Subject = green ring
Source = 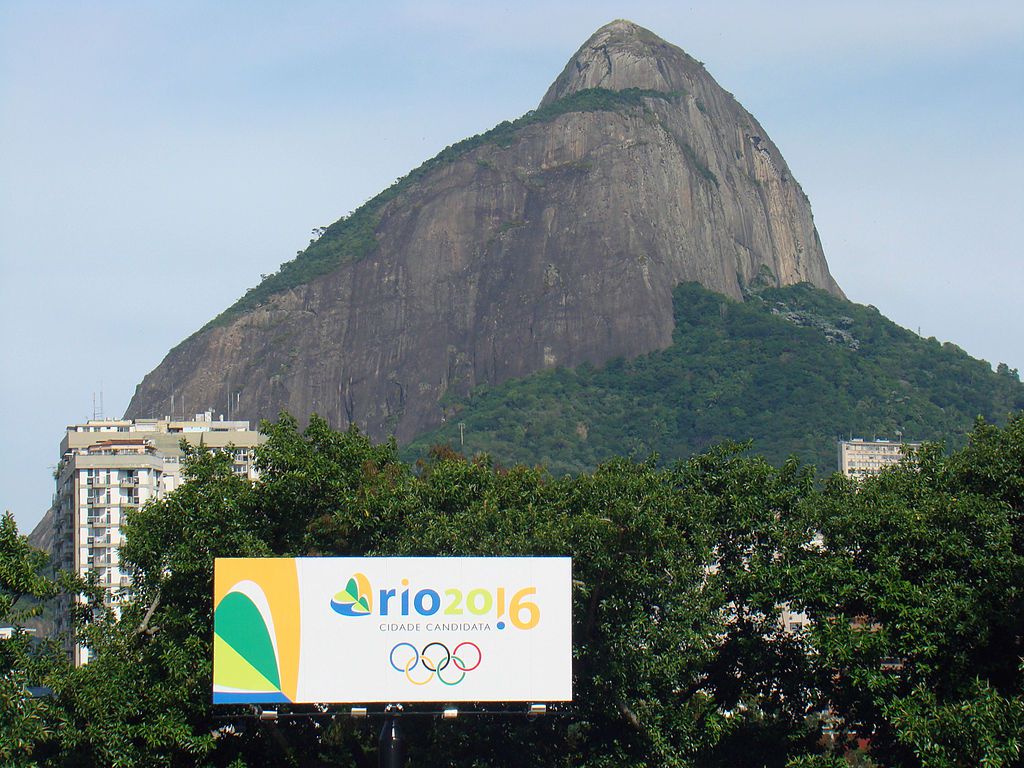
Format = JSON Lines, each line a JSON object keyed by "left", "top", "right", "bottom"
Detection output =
{"left": 437, "top": 655, "right": 467, "bottom": 686}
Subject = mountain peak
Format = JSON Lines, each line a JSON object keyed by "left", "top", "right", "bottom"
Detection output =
{"left": 540, "top": 19, "right": 704, "bottom": 107}
{"left": 594, "top": 18, "right": 649, "bottom": 37}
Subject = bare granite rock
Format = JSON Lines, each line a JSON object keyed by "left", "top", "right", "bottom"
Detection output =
{"left": 126, "top": 20, "right": 844, "bottom": 442}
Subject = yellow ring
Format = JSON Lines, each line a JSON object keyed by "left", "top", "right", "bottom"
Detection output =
{"left": 405, "top": 656, "right": 434, "bottom": 686}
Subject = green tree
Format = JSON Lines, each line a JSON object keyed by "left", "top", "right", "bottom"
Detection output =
{"left": 0, "top": 511, "right": 60, "bottom": 764}
{"left": 793, "top": 418, "right": 1024, "bottom": 766}
{"left": 21, "top": 413, "right": 1024, "bottom": 766}
{"left": 42, "top": 446, "right": 271, "bottom": 766}
{"left": 40, "top": 424, "right": 409, "bottom": 767}
{"left": 673, "top": 446, "right": 821, "bottom": 767}
{"left": 378, "top": 455, "right": 723, "bottom": 766}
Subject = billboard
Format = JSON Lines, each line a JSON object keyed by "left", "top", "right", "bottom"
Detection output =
{"left": 213, "top": 557, "right": 572, "bottom": 704}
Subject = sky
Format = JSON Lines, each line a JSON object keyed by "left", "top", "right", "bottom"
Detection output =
{"left": 2, "top": 1, "right": 1022, "bottom": 533}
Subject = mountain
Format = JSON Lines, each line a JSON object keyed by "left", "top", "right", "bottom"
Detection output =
{"left": 27, "top": 507, "right": 54, "bottom": 555}
{"left": 404, "top": 282, "right": 1024, "bottom": 473}
{"left": 125, "top": 20, "right": 843, "bottom": 441}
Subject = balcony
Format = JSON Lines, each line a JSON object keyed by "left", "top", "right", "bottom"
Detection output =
{"left": 120, "top": 477, "right": 139, "bottom": 487}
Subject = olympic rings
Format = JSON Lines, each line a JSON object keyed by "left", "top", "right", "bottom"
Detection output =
{"left": 388, "top": 641, "right": 482, "bottom": 686}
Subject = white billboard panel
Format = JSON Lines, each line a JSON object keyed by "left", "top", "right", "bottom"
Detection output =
{"left": 213, "top": 557, "right": 572, "bottom": 704}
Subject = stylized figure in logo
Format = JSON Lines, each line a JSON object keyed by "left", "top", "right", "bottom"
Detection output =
{"left": 213, "top": 561, "right": 301, "bottom": 704}
{"left": 330, "top": 572, "right": 373, "bottom": 616}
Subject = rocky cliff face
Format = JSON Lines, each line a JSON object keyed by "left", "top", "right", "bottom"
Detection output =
{"left": 28, "top": 506, "right": 54, "bottom": 557}
{"left": 126, "top": 20, "right": 843, "bottom": 442}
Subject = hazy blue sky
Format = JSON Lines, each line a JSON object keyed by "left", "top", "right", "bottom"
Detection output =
{"left": 2, "top": 1, "right": 1022, "bottom": 532}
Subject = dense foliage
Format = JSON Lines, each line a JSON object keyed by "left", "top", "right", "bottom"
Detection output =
{"left": 200, "top": 88, "right": 678, "bottom": 333}
{"left": 0, "top": 512, "right": 61, "bottom": 764}
{"left": 4, "top": 413, "right": 1023, "bottom": 766}
{"left": 406, "top": 282, "right": 1024, "bottom": 475}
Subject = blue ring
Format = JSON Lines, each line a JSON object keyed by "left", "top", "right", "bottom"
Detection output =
{"left": 389, "top": 642, "right": 419, "bottom": 672}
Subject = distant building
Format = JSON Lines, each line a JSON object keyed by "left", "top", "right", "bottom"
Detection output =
{"left": 838, "top": 438, "right": 919, "bottom": 479}
{"left": 50, "top": 413, "right": 264, "bottom": 665}
{"left": 780, "top": 605, "right": 808, "bottom": 634}
{"left": 0, "top": 627, "right": 36, "bottom": 640}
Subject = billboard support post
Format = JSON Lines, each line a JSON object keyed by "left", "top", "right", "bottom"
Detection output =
{"left": 378, "top": 704, "right": 406, "bottom": 768}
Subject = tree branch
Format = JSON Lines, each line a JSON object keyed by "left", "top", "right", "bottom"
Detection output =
{"left": 618, "top": 699, "right": 642, "bottom": 731}
{"left": 136, "top": 592, "right": 160, "bottom": 637}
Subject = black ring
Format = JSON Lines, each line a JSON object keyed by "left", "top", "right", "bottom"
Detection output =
{"left": 420, "top": 642, "right": 451, "bottom": 672}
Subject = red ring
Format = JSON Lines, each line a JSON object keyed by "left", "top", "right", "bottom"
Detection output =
{"left": 452, "top": 641, "right": 482, "bottom": 671}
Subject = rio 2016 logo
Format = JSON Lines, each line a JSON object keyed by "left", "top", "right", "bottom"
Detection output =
{"left": 390, "top": 641, "right": 481, "bottom": 686}
{"left": 329, "top": 573, "right": 373, "bottom": 616}
{"left": 330, "top": 572, "right": 540, "bottom": 629}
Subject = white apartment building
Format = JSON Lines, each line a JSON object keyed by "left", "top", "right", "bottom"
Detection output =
{"left": 837, "top": 438, "right": 919, "bottom": 480}
{"left": 51, "top": 413, "right": 264, "bottom": 664}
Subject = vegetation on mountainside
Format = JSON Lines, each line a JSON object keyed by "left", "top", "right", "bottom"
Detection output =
{"left": 404, "top": 282, "right": 1024, "bottom": 474}
{"left": 200, "top": 88, "right": 678, "bottom": 333}
{"left": 5, "top": 414, "right": 1024, "bottom": 766}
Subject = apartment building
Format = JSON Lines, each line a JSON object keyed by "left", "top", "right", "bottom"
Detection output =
{"left": 50, "top": 413, "right": 264, "bottom": 664}
{"left": 837, "top": 438, "right": 919, "bottom": 480}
